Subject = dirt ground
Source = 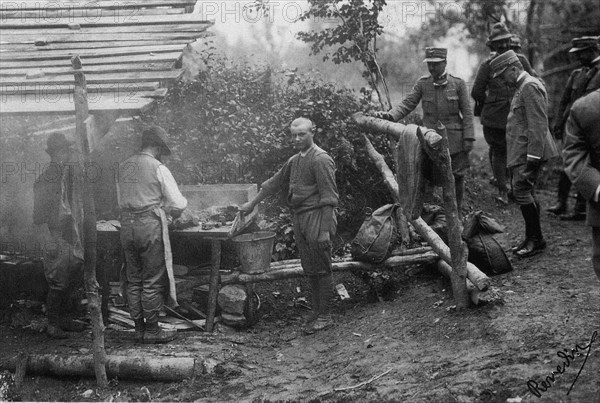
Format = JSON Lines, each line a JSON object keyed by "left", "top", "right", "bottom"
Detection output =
{"left": 1, "top": 128, "right": 600, "bottom": 403}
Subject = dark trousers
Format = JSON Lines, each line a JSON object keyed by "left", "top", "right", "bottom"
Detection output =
{"left": 120, "top": 212, "right": 167, "bottom": 323}
{"left": 592, "top": 227, "right": 600, "bottom": 281}
{"left": 293, "top": 208, "right": 336, "bottom": 276}
{"left": 510, "top": 163, "right": 541, "bottom": 205}
{"left": 483, "top": 126, "right": 508, "bottom": 193}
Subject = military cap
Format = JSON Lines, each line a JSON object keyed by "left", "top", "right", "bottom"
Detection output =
{"left": 45, "top": 132, "right": 74, "bottom": 155}
{"left": 488, "top": 22, "right": 512, "bottom": 43}
{"left": 491, "top": 50, "right": 520, "bottom": 78}
{"left": 423, "top": 47, "right": 447, "bottom": 63}
{"left": 510, "top": 35, "right": 522, "bottom": 48}
{"left": 569, "top": 36, "right": 599, "bottom": 53}
{"left": 142, "top": 125, "right": 172, "bottom": 155}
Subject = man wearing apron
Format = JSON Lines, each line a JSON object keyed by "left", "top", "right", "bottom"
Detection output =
{"left": 117, "top": 125, "right": 187, "bottom": 343}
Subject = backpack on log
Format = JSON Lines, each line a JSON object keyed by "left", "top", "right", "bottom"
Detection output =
{"left": 462, "top": 211, "right": 512, "bottom": 276}
{"left": 351, "top": 204, "right": 399, "bottom": 263}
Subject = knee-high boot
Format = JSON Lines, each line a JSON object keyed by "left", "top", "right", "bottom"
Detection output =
{"left": 547, "top": 171, "right": 571, "bottom": 215}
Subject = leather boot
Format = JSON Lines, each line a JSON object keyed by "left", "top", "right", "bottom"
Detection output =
{"left": 560, "top": 193, "right": 587, "bottom": 221}
{"left": 547, "top": 171, "right": 570, "bottom": 215}
{"left": 143, "top": 320, "right": 177, "bottom": 344}
{"left": 515, "top": 203, "right": 546, "bottom": 258}
{"left": 46, "top": 290, "right": 67, "bottom": 339}
{"left": 303, "top": 276, "right": 320, "bottom": 325}
{"left": 305, "top": 274, "right": 334, "bottom": 334}
{"left": 134, "top": 319, "right": 145, "bottom": 343}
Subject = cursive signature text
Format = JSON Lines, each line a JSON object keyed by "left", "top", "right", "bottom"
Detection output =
{"left": 527, "top": 330, "right": 598, "bottom": 398}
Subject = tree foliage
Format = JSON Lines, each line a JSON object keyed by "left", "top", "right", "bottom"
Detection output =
{"left": 251, "top": 0, "right": 391, "bottom": 109}
{"left": 140, "top": 52, "right": 399, "bottom": 252}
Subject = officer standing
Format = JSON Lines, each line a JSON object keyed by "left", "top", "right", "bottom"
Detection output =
{"left": 491, "top": 51, "right": 558, "bottom": 258}
{"left": 471, "top": 23, "right": 537, "bottom": 205}
{"left": 375, "top": 47, "right": 475, "bottom": 211}
{"left": 548, "top": 36, "right": 600, "bottom": 220}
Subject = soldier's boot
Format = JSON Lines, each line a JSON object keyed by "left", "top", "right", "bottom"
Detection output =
{"left": 305, "top": 274, "right": 334, "bottom": 334}
{"left": 143, "top": 321, "right": 177, "bottom": 344}
{"left": 515, "top": 203, "right": 546, "bottom": 258}
{"left": 46, "top": 289, "right": 67, "bottom": 339}
{"left": 303, "top": 276, "right": 320, "bottom": 325}
{"left": 134, "top": 319, "right": 146, "bottom": 343}
{"left": 560, "top": 193, "right": 587, "bottom": 221}
{"left": 547, "top": 171, "right": 570, "bottom": 215}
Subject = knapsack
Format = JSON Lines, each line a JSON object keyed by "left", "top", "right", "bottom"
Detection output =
{"left": 351, "top": 204, "right": 399, "bottom": 263}
{"left": 462, "top": 211, "right": 512, "bottom": 276}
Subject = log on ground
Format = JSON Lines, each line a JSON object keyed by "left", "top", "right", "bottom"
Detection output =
{"left": 1, "top": 354, "right": 205, "bottom": 381}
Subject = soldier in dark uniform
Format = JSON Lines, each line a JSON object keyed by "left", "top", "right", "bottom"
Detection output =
{"left": 472, "top": 23, "right": 536, "bottom": 205}
{"left": 548, "top": 36, "right": 600, "bottom": 220}
{"left": 563, "top": 89, "right": 600, "bottom": 281}
{"left": 375, "top": 47, "right": 475, "bottom": 211}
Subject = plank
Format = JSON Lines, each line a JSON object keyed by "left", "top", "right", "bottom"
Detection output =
{"left": 0, "top": 14, "right": 211, "bottom": 28}
{"left": 0, "top": 70, "right": 183, "bottom": 86}
{"left": 0, "top": 51, "right": 183, "bottom": 69}
{"left": 1, "top": 39, "right": 191, "bottom": 52}
{"left": 0, "top": 62, "right": 176, "bottom": 76}
{"left": 0, "top": 23, "right": 212, "bottom": 35}
{"left": 0, "top": 93, "right": 156, "bottom": 115}
{"left": 0, "top": 31, "right": 210, "bottom": 44}
{"left": 0, "top": 43, "right": 187, "bottom": 61}
{"left": 0, "top": 8, "right": 187, "bottom": 19}
{"left": 0, "top": 82, "right": 160, "bottom": 95}
{"left": 0, "top": 0, "right": 197, "bottom": 10}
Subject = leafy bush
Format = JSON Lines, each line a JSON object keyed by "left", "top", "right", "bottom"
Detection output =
{"left": 142, "top": 53, "right": 407, "bottom": 258}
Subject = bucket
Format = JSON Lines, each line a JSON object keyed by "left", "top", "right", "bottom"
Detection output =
{"left": 232, "top": 231, "right": 276, "bottom": 274}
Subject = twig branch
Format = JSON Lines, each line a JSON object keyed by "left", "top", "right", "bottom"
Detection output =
{"left": 333, "top": 368, "right": 393, "bottom": 392}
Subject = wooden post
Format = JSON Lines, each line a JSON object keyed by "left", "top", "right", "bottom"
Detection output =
{"left": 206, "top": 238, "right": 221, "bottom": 332}
{"left": 353, "top": 113, "right": 482, "bottom": 305}
{"left": 417, "top": 122, "right": 469, "bottom": 308}
{"left": 71, "top": 55, "right": 108, "bottom": 387}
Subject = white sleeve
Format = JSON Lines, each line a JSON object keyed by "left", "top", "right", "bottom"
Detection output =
{"left": 156, "top": 165, "right": 187, "bottom": 211}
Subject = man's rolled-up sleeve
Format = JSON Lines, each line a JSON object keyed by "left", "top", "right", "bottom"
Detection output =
{"left": 157, "top": 165, "right": 187, "bottom": 211}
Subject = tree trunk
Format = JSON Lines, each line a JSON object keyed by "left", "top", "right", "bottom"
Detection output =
{"left": 71, "top": 55, "right": 107, "bottom": 387}
{"left": 2, "top": 354, "right": 203, "bottom": 381}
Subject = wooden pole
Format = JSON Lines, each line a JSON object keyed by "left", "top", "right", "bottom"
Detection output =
{"left": 2, "top": 354, "right": 204, "bottom": 382}
{"left": 71, "top": 55, "right": 107, "bottom": 387}
{"left": 418, "top": 122, "right": 469, "bottom": 308}
{"left": 353, "top": 114, "right": 488, "bottom": 303}
{"left": 205, "top": 238, "right": 221, "bottom": 332}
{"left": 219, "top": 252, "right": 439, "bottom": 285}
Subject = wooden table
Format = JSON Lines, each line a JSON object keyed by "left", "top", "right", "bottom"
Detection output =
{"left": 97, "top": 222, "right": 236, "bottom": 332}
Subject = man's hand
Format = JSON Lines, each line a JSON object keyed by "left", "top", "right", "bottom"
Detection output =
{"left": 524, "top": 158, "right": 542, "bottom": 179}
{"left": 238, "top": 202, "right": 254, "bottom": 214}
{"left": 373, "top": 111, "right": 394, "bottom": 121}
{"left": 463, "top": 139, "right": 475, "bottom": 153}
{"left": 171, "top": 208, "right": 183, "bottom": 219}
{"left": 317, "top": 230, "right": 331, "bottom": 249}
